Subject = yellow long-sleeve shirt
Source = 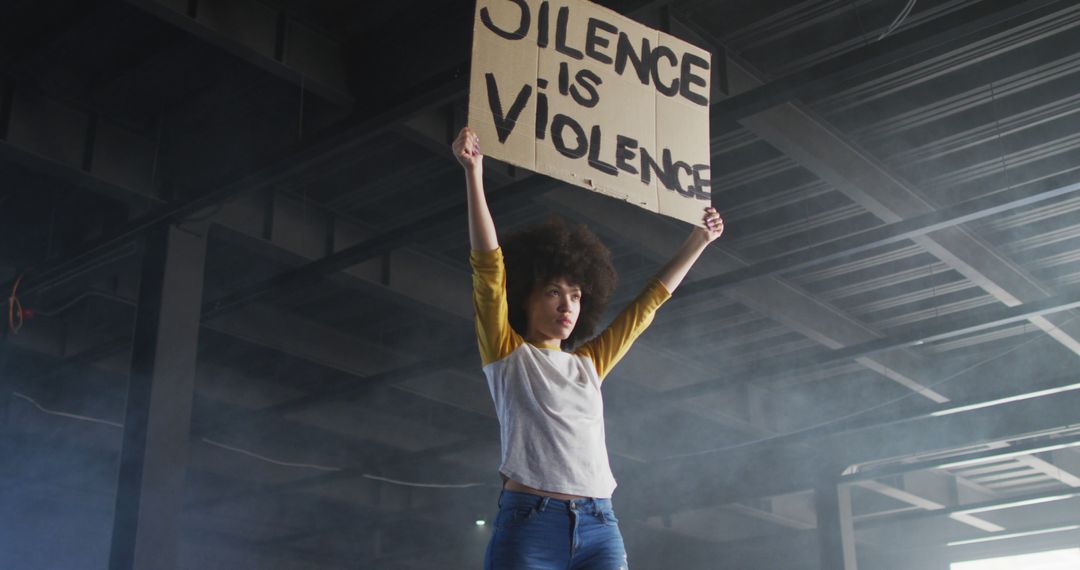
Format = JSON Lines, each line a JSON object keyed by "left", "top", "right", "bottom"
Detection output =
{"left": 471, "top": 247, "right": 670, "bottom": 497}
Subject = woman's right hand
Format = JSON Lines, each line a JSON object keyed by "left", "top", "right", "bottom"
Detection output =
{"left": 452, "top": 126, "right": 483, "bottom": 172}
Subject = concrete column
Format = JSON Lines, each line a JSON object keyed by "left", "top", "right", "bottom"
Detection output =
{"left": 816, "top": 477, "right": 858, "bottom": 570}
{"left": 108, "top": 221, "right": 209, "bottom": 570}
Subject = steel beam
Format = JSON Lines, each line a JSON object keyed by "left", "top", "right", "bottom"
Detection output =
{"left": 108, "top": 221, "right": 209, "bottom": 570}
{"left": 720, "top": 52, "right": 1080, "bottom": 358}
{"left": 858, "top": 488, "right": 1080, "bottom": 528}
{"left": 200, "top": 173, "right": 546, "bottom": 320}
{"left": 627, "top": 386, "right": 1080, "bottom": 518}
{"left": 204, "top": 303, "right": 417, "bottom": 377}
{"left": 1003, "top": 455, "right": 1080, "bottom": 488}
{"left": 726, "top": 501, "right": 816, "bottom": 530}
{"left": 658, "top": 6, "right": 1080, "bottom": 405}
{"left": 2, "top": 65, "right": 465, "bottom": 304}
{"left": 697, "top": 0, "right": 1071, "bottom": 125}
{"left": 0, "top": 78, "right": 162, "bottom": 212}
{"left": 678, "top": 179, "right": 1080, "bottom": 298}
{"left": 663, "top": 282, "right": 1080, "bottom": 401}
{"left": 122, "top": 0, "right": 353, "bottom": 108}
{"left": 854, "top": 480, "right": 1003, "bottom": 533}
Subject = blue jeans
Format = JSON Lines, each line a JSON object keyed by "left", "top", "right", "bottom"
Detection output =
{"left": 484, "top": 490, "right": 629, "bottom": 569}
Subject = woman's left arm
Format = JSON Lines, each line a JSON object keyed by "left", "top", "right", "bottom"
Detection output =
{"left": 578, "top": 207, "right": 723, "bottom": 379}
{"left": 656, "top": 207, "right": 725, "bottom": 293}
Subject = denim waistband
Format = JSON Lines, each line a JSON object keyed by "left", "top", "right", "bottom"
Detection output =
{"left": 498, "top": 490, "right": 613, "bottom": 514}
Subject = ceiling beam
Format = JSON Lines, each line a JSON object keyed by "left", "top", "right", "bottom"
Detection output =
{"left": 625, "top": 386, "right": 1080, "bottom": 518}
{"left": 726, "top": 502, "right": 816, "bottom": 530}
{"left": 701, "top": 0, "right": 1071, "bottom": 125}
{"left": 853, "top": 480, "right": 1004, "bottom": 533}
{"left": 857, "top": 487, "right": 1080, "bottom": 528}
{"left": 1013, "top": 454, "right": 1080, "bottom": 488}
{"left": 121, "top": 0, "right": 353, "bottom": 108}
{"left": 662, "top": 282, "right": 1080, "bottom": 401}
{"left": 717, "top": 48, "right": 1080, "bottom": 359}
{"left": 677, "top": 178, "right": 1080, "bottom": 299}
{"left": 1, "top": 59, "right": 465, "bottom": 303}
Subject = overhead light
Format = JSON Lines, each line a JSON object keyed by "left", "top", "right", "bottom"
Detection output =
{"left": 475, "top": 519, "right": 486, "bottom": 527}
{"left": 947, "top": 525, "right": 1080, "bottom": 547}
{"left": 931, "top": 382, "right": 1080, "bottom": 417}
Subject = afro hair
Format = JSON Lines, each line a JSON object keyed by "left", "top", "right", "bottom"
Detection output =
{"left": 501, "top": 217, "right": 618, "bottom": 350}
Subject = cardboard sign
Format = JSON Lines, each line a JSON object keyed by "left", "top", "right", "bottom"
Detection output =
{"left": 468, "top": 0, "right": 712, "bottom": 225}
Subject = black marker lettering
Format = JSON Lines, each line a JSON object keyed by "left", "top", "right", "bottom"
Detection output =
{"left": 535, "top": 83, "right": 549, "bottom": 141}
{"left": 690, "top": 164, "right": 711, "bottom": 199}
{"left": 551, "top": 114, "right": 588, "bottom": 159}
{"left": 537, "top": 1, "right": 550, "bottom": 48}
{"left": 555, "top": 6, "right": 583, "bottom": 60}
{"left": 615, "top": 136, "right": 638, "bottom": 174}
{"left": 651, "top": 46, "right": 680, "bottom": 97}
{"left": 663, "top": 151, "right": 694, "bottom": 197}
{"left": 585, "top": 18, "right": 617, "bottom": 65}
{"left": 558, "top": 61, "right": 570, "bottom": 96}
{"left": 587, "top": 125, "right": 618, "bottom": 175}
{"left": 485, "top": 73, "right": 533, "bottom": 143}
{"left": 570, "top": 69, "right": 602, "bottom": 108}
{"left": 615, "top": 32, "right": 652, "bottom": 85}
{"left": 639, "top": 147, "right": 672, "bottom": 188}
{"left": 679, "top": 53, "right": 710, "bottom": 106}
{"left": 481, "top": 0, "right": 530, "bottom": 41}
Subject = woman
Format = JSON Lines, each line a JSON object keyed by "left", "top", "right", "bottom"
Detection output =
{"left": 453, "top": 126, "right": 723, "bottom": 569}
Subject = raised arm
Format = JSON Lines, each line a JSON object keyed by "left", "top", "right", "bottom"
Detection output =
{"left": 577, "top": 207, "right": 724, "bottom": 379}
{"left": 453, "top": 127, "right": 498, "bottom": 251}
{"left": 655, "top": 207, "right": 725, "bottom": 293}
{"left": 456, "top": 127, "right": 521, "bottom": 364}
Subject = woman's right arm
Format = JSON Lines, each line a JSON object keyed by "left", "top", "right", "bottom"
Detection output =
{"left": 455, "top": 127, "right": 519, "bottom": 364}
{"left": 453, "top": 127, "right": 498, "bottom": 251}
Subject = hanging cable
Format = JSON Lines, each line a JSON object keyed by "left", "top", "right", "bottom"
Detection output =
{"left": 10, "top": 390, "right": 489, "bottom": 489}
{"left": 360, "top": 474, "right": 489, "bottom": 489}
{"left": 201, "top": 438, "right": 342, "bottom": 472}
{"left": 878, "top": 0, "right": 918, "bottom": 41}
{"left": 11, "top": 392, "right": 123, "bottom": 428}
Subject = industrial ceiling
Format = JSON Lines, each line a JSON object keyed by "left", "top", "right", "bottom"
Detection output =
{"left": 2, "top": 0, "right": 1079, "bottom": 568}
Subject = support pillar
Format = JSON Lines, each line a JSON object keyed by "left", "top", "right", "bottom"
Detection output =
{"left": 0, "top": 326, "right": 11, "bottom": 427}
{"left": 108, "top": 221, "right": 209, "bottom": 570}
{"left": 816, "top": 475, "right": 858, "bottom": 570}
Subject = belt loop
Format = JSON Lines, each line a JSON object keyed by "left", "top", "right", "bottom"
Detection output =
{"left": 538, "top": 497, "right": 550, "bottom": 512}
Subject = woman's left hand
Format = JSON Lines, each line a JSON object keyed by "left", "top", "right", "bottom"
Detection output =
{"left": 698, "top": 206, "right": 725, "bottom": 244}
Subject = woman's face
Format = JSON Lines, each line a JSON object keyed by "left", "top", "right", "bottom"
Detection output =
{"left": 524, "top": 277, "right": 581, "bottom": 345}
